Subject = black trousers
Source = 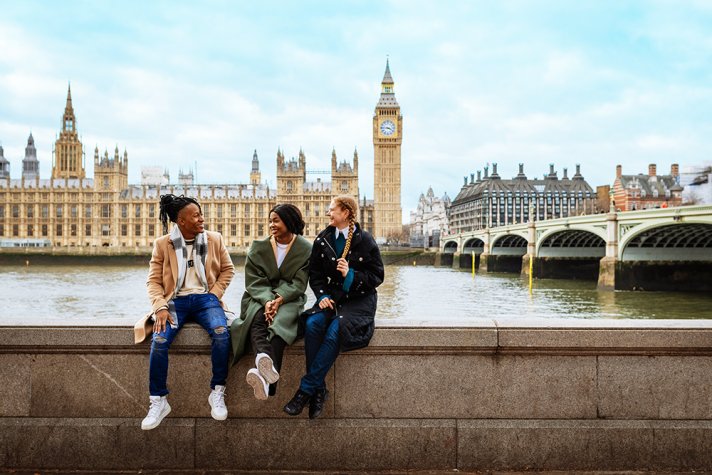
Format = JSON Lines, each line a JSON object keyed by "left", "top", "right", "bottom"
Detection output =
{"left": 249, "top": 308, "right": 287, "bottom": 396}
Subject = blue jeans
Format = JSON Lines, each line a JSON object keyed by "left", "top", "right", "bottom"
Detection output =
{"left": 299, "top": 311, "right": 340, "bottom": 396}
{"left": 149, "top": 293, "right": 230, "bottom": 396}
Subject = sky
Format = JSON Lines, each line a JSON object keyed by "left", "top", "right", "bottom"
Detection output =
{"left": 1, "top": 0, "right": 712, "bottom": 221}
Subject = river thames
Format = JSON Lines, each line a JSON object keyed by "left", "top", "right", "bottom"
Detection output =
{"left": 1, "top": 263, "right": 711, "bottom": 324}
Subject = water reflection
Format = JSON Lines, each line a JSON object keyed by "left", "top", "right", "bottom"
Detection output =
{"left": 0, "top": 264, "right": 710, "bottom": 325}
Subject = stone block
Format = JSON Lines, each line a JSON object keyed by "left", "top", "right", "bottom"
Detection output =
{"left": 368, "top": 327, "right": 497, "bottom": 349}
{"left": 0, "top": 354, "right": 31, "bottom": 416}
{"left": 335, "top": 354, "right": 597, "bottom": 419}
{"left": 0, "top": 418, "right": 195, "bottom": 469}
{"left": 195, "top": 418, "right": 456, "bottom": 471}
{"left": 30, "top": 354, "right": 148, "bottom": 418}
{"left": 498, "top": 328, "right": 712, "bottom": 351}
{"left": 457, "top": 419, "right": 712, "bottom": 471}
{"left": 598, "top": 356, "right": 712, "bottom": 419}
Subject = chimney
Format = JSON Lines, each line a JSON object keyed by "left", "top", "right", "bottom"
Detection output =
{"left": 476, "top": 170, "right": 481, "bottom": 181}
{"left": 549, "top": 164, "right": 555, "bottom": 175}
{"left": 470, "top": 173, "right": 474, "bottom": 184}
{"left": 563, "top": 168, "right": 568, "bottom": 179}
{"left": 463, "top": 176, "right": 467, "bottom": 186}
{"left": 616, "top": 164, "right": 622, "bottom": 178}
{"left": 492, "top": 163, "right": 498, "bottom": 175}
{"left": 519, "top": 163, "right": 524, "bottom": 174}
{"left": 671, "top": 163, "right": 679, "bottom": 177}
{"left": 484, "top": 166, "right": 489, "bottom": 178}
{"left": 648, "top": 163, "right": 656, "bottom": 177}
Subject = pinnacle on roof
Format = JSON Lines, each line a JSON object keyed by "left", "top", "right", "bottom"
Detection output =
{"left": 65, "top": 83, "right": 74, "bottom": 113}
{"left": 382, "top": 58, "right": 394, "bottom": 85}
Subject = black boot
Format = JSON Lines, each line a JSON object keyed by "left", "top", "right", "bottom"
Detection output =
{"left": 309, "top": 387, "right": 329, "bottom": 419}
{"left": 283, "top": 389, "right": 311, "bottom": 416}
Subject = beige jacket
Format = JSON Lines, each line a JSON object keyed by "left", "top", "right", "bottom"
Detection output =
{"left": 146, "top": 230, "right": 235, "bottom": 313}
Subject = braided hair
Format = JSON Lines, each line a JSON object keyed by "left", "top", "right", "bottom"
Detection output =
{"left": 332, "top": 195, "right": 359, "bottom": 258}
{"left": 159, "top": 194, "right": 202, "bottom": 234}
{"left": 270, "top": 204, "right": 305, "bottom": 236}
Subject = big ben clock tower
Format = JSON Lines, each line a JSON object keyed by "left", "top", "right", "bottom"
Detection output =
{"left": 373, "top": 59, "right": 403, "bottom": 243}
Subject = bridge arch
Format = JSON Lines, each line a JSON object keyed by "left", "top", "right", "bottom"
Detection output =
{"left": 536, "top": 228, "right": 606, "bottom": 258}
{"left": 463, "top": 238, "right": 485, "bottom": 255}
{"left": 443, "top": 240, "right": 458, "bottom": 254}
{"left": 620, "top": 222, "right": 712, "bottom": 261}
{"left": 490, "top": 233, "right": 528, "bottom": 256}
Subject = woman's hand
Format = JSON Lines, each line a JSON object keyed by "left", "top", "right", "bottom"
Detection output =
{"left": 318, "top": 297, "right": 335, "bottom": 310}
{"left": 153, "top": 308, "right": 174, "bottom": 334}
{"left": 264, "top": 295, "right": 284, "bottom": 324}
{"left": 336, "top": 258, "right": 349, "bottom": 278}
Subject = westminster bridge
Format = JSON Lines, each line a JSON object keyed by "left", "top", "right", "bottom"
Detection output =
{"left": 440, "top": 204, "right": 712, "bottom": 291}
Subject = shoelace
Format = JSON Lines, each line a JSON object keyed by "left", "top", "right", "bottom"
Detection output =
{"left": 147, "top": 399, "right": 164, "bottom": 418}
{"left": 212, "top": 390, "right": 226, "bottom": 409}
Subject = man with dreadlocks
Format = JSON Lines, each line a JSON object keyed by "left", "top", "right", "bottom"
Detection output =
{"left": 141, "top": 194, "right": 234, "bottom": 430}
{"left": 284, "top": 195, "right": 384, "bottom": 419}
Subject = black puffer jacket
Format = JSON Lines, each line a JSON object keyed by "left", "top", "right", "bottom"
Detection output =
{"left": 301, "top": 223, "right": 384, "bottom": 352}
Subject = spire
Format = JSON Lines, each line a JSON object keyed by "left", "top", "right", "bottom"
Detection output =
{"left": 377, "top": 58, "right": 399, "bottom": 108}
{"left": 65, "top": 83, "right": 74, "bottom": 115}
{"left": 251, "top": 149, "right": 259, "bottom": 172}
{"left": 382, "top": 58, "right": 394, "bottom": 85}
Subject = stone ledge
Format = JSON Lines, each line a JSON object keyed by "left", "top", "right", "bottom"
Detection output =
{"left": 2, "top": 323, "right": 712, "bottom": 356}
{"left": 2, "top": 418, "right": 711, "bottom": 471}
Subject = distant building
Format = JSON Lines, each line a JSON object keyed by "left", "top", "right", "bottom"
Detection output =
{"left": 448, "top": 163, "right": 595, "bottom": 234}
{"left": 596, "top": 185, "right": 611, "bottom": 213}
{"left": 409, "top": 187, "right": 450, "bottom": 248}
{"left": 680, "top": 163, "right": 712, "bottom": 205}
{"left": 140, "top": 167, "right": 170, "bottom": 186}
{"left": 613, "top": 163, "right": 683, "bottom": 211}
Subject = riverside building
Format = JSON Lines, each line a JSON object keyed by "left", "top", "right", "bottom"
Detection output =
{"left": 0, "top": 62, "right": 405, "bottom": 249}
{"left": 448, "top": 163, "right": 596, "bottom": 234}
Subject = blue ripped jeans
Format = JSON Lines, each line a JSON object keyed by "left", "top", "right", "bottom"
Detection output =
{"left": 149, "top": 293, "right": 229, "bottom": 396}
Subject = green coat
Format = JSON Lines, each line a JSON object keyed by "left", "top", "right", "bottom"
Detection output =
{"left": 230, "top": 235, "right": 311, "bottom": 365}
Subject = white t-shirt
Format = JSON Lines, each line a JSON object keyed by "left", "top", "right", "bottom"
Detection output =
{"left": 177, "top": 242, "right": 205, "bottom": 296}
{"left": 275, "top": 241, "right": 289, "bottom": 268}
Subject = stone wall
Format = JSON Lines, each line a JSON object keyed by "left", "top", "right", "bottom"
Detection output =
{"left": 2, "top": 320, "right": 712, "bottom": 471}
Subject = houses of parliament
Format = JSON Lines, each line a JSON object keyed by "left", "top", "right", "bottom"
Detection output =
{"left": 0, "top": 62, "right": 403, "bottom": 249}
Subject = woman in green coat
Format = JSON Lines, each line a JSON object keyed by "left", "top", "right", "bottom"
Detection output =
{"left": 230, "top": 204, "right": 311, "bottom": 400}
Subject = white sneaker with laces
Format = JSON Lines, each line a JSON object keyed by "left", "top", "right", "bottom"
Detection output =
{"left": 255, "top": 352, "right": 280, "bottom": 384}
{"left": 141, "top": 395, "right": 171, "bottom": 430}
{"left": 208, "top": 385, "right": 228, "bottom": 420}
{"left": 246, "top": 368, "right": 269, "bottom": 400}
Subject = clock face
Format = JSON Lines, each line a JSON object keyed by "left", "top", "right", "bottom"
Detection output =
{"left": 380, "top": 119, "right": 395, "bottom": 136}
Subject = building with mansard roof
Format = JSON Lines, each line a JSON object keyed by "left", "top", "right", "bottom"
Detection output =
{"left": 612, "top": 163, "right": 683, "bottom": 211}
{"left": 448, "top": 163, "right": 596, "bottom": 234}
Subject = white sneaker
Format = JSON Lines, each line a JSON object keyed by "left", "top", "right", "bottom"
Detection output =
{"left": 246, "top": 368, "right": 269, "bottom": 400}
{"left": 255, "top": 352, "right": 280, "bottom": 384}
{"left": 141, "top": 395, "right": 171, "bottom": 430}
{"left": 208, "top": 385, "right": 228, "bottom": 421}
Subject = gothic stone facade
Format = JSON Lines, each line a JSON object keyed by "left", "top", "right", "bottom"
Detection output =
{"left": 0, "top": 87, "right": 362, "bottom": 249}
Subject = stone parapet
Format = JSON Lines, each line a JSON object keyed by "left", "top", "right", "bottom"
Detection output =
{"left": 2, "top": 321, "right": 712, "bottom": 471}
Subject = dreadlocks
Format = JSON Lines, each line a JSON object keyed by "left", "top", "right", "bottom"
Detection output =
{"left": 159, "top": 194, "right": 202, "bottom": 234}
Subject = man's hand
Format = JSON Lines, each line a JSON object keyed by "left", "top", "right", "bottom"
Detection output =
{"left": 153, "top": 308, "right": 173, "bottom": 334}
{"left": 318, "top": 297, "right": 335, "bottom": 310}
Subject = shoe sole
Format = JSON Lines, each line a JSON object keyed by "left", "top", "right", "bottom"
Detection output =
{"left": 246, "top": 371, "right": 269, "bottom": 400}
{"left": 208, "top": 395, "right": 228, "bottom": 421}
{"left": 141, "top": 404, "right": 171, "bottom": 430}
{"left": 256, "top": 356, "right": 280, "bottom": 384}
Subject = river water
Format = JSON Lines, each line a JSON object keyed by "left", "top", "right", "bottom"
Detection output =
{"left": 1, "top": 263, "right": 710, "bottom": 325}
